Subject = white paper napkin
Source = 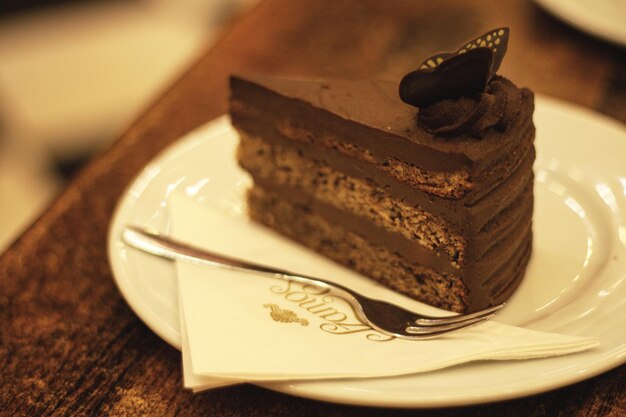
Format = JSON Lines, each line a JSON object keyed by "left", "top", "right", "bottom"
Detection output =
{"left": 168, "top": 192, "right": 598, "bottom": 391}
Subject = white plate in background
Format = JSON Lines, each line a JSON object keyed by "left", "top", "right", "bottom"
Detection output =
{"left": 535, "top": 0, "right": 626, "bottom": 47}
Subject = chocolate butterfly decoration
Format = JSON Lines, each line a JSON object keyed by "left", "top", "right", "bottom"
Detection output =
{"left": 399, "top": 28, "right": 510, "bottom": 107}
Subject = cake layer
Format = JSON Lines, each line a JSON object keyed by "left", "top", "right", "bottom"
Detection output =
{"left": 238, "top": 131, "right": 534, "bottom": 267}
{"left": 251, "top": 176, "right": 460, "bottom": 275}
{"left": 238, "top": 132, "right": 533, "bottom": 311}
{"left": 250, "top": 174, "right": 533, "bottom": 281}
{"left": 238, "top": 132, "right": 466, "bottom": 265}
{"left": 247, "top": 185, "right": 469, "bottom": 312}
{"left": 275, "top": 119, "right": 473, "bottom": 198}
{"left": 233, "top": 120, "right": 535, "bottom": 235}
{"left": 248, "top": 185, "right": 531, "bottom": 312}
{"left": 230, "top": 75, "right": 534, "bottom": 191}
{"left": 274, "top": 117, "right": 533, "bottom": 203}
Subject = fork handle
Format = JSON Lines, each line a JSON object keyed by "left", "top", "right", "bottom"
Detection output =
{"left": 122, "top": 226, "right": 355, "bottom": 296}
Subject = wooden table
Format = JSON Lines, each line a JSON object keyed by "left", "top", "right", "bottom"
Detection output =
{"left": 2, "top": 0, "right": 625, "bottom": 415}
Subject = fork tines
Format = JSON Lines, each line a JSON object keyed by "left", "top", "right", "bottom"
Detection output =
{"left": 405, "top": 303, "right": 505, "bottom": 336}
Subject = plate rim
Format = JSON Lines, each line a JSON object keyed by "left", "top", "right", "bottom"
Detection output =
{"left": 534, "top": 0, "right": 626, "bottom": 47}
{"left": 107, "top": 96, "right": 626, "bottom": 408}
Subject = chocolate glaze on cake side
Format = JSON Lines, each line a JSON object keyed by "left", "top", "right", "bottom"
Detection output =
{"left": 230, "top": 27, "right": 535, "bottom": 313}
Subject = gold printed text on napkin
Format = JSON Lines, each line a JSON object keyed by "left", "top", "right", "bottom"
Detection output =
{"left": 270, "top": 281, "right": 394, "bottom": 342}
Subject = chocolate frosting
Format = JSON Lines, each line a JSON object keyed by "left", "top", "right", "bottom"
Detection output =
{"left": 418, "top": 75, "right": 522, "bottom": 138}
{"left": 230, "top": 75, "right": 535, "bottom": 174}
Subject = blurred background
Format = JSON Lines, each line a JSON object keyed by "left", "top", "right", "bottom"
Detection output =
{"left": 0, "top": 0, "right": 256, "bottom": 251}
{"left": 0, "top": 0, "right": 623, "bottom": 253}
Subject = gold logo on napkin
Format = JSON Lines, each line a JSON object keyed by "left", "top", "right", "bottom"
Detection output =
{"left": 264, "top": 304, "right": 309, "bottom": 326}
{"left": 270, "top": 282, "right": 394, "bottom": 342}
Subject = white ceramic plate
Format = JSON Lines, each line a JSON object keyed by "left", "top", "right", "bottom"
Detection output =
{"left": 108, "top": 96, "right": 626, "bottom": 408}
{"left": 534, "top": 0, "right": 626, "bottom": 47}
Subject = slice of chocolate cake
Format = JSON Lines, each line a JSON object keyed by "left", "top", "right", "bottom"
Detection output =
{"left": 230, "top": 28, "right": 534, "bottom": 313}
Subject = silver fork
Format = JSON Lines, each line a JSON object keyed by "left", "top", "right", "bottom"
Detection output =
{"left": 121, "top": 226, "right": 504, "bottom": 340}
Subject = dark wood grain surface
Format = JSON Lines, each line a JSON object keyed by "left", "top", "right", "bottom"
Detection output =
{"left": 1, "top": 0, "right": 625, "bottom": 415}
